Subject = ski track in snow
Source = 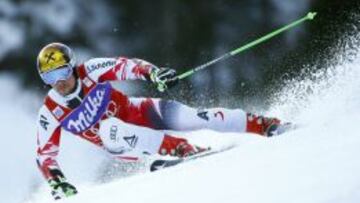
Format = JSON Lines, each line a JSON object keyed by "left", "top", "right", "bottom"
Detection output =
{"left": 2, "top": 39, "right": 360, "bottom": 203}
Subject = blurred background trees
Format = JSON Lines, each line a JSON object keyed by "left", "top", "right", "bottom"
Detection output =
{"left": 0, "top": 0, "right": 359, "bottom": 109}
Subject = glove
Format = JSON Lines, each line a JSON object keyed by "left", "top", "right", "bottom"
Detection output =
{"left": 48, "top": 171, "right": 78, "bottom": 200}
{"left": 150, "top": 67, "right": 179, "bottom": 92}
{"left": 49, "top": 179, "right": 78, "bottom": 200}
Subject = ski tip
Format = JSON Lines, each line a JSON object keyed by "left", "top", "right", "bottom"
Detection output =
{"left": 307, "top": 12, "right": 317, "bottom": 20}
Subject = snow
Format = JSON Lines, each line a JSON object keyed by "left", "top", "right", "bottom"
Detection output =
{"left": 2, "top": 33, "right": 360, "bottom": 203}
{"left": 28, "top": 46, "right": 360, "bottom": 202}
{"left": 0, "top": 75, "right": 41, "bottom": 203}
{"left": 28, "top": 125, "right": 360, "bottom": 203}
{"left": 23, "top": 0, "right": 78, "bottom": 35}
{"left": 0, "top": 20, "right": 25, "bottom": 60}
{"left": 0, "top": 0, "right": 119, "bottom": 61}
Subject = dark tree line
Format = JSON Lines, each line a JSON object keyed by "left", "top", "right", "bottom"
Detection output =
{"left": 0, "top": 0, "right": 359, "bottom": 109}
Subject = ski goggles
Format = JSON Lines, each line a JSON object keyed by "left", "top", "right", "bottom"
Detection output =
{"left": 40, "top": 65, "right": 73, "bottom": 85}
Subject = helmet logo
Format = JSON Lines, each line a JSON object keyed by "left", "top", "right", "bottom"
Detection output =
{"left": 45, "top": 52, "right": 56, "bottom": 64}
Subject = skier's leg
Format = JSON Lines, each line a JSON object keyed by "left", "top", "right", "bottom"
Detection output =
{"left": 158, "top": 100, "right": 249, "bottom": 132}
{"left": 98, "top": 117, "right": 206, "bottom": 160}
{"left": 131, "top": 98, "right": 281, "bottom": 136}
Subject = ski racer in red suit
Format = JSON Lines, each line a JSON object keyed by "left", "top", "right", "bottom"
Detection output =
{"left": 36, "top": 43, "right": 283, "bottom": 200}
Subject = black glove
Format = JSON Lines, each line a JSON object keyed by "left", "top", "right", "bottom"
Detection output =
{"left": 48, "top": 169, "right": 78, "bottom": 200}
{"left": 150, "top": 67, "right": 178, "bottom": 92}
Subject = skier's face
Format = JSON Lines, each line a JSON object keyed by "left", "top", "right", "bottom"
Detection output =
{"left": 51, "top": 74, "right": 76, "bottom": 96}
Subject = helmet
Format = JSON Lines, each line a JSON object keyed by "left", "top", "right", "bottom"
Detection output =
{"left": 37, "top": 42, "right": 76, "bottom": 85}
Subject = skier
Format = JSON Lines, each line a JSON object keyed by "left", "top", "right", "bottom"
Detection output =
{"left": 36, "top": 42, "right": 284, "bottom": 200}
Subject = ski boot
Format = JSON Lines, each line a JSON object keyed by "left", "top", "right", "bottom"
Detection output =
{"left": 158, "top": 135, "right": 208, "bottom": 157}
{"left": 246, "top": 113, "right": 290, "bottom": 137}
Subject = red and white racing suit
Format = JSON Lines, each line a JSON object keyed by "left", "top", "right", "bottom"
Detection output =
{"left": 36, "top": 57, "right": 272, "bottom": 181}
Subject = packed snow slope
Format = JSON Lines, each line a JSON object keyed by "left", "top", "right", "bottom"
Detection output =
{"left": 26, "top": 43, "right": 360, "bottom": 202}
{"left": 0, "top": 75, "right": 42, "bottom": 203}
{"left": 2, "top": 38, "right": 360, "bottom": 203}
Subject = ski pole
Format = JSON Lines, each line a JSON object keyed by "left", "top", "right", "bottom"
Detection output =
{"left": 177, "top": 12, "right": 317, "bottom": 80}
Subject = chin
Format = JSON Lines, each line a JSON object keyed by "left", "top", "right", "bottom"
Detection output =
{"left": 63, "top": 88, "right": 74, "bottom": 96}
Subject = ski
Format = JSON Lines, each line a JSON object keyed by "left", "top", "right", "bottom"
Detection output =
{"left": 149, "top": 123, "right": 298, "bottom": 172}
{"left": 270, "top": 122, "right": 298, "bottom": 136}
{"left": 150, "top": 145, "right": 237, "bottom": 172}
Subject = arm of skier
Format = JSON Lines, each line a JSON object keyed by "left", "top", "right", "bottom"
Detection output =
{"left": 84, "top": 57, "right": 178, "bottom": 91}
{"left": 83, "top": 57, "right": 154, "bottom": 81}
{"left": 36, "top": 107, "right": 77, "bottom": 200}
